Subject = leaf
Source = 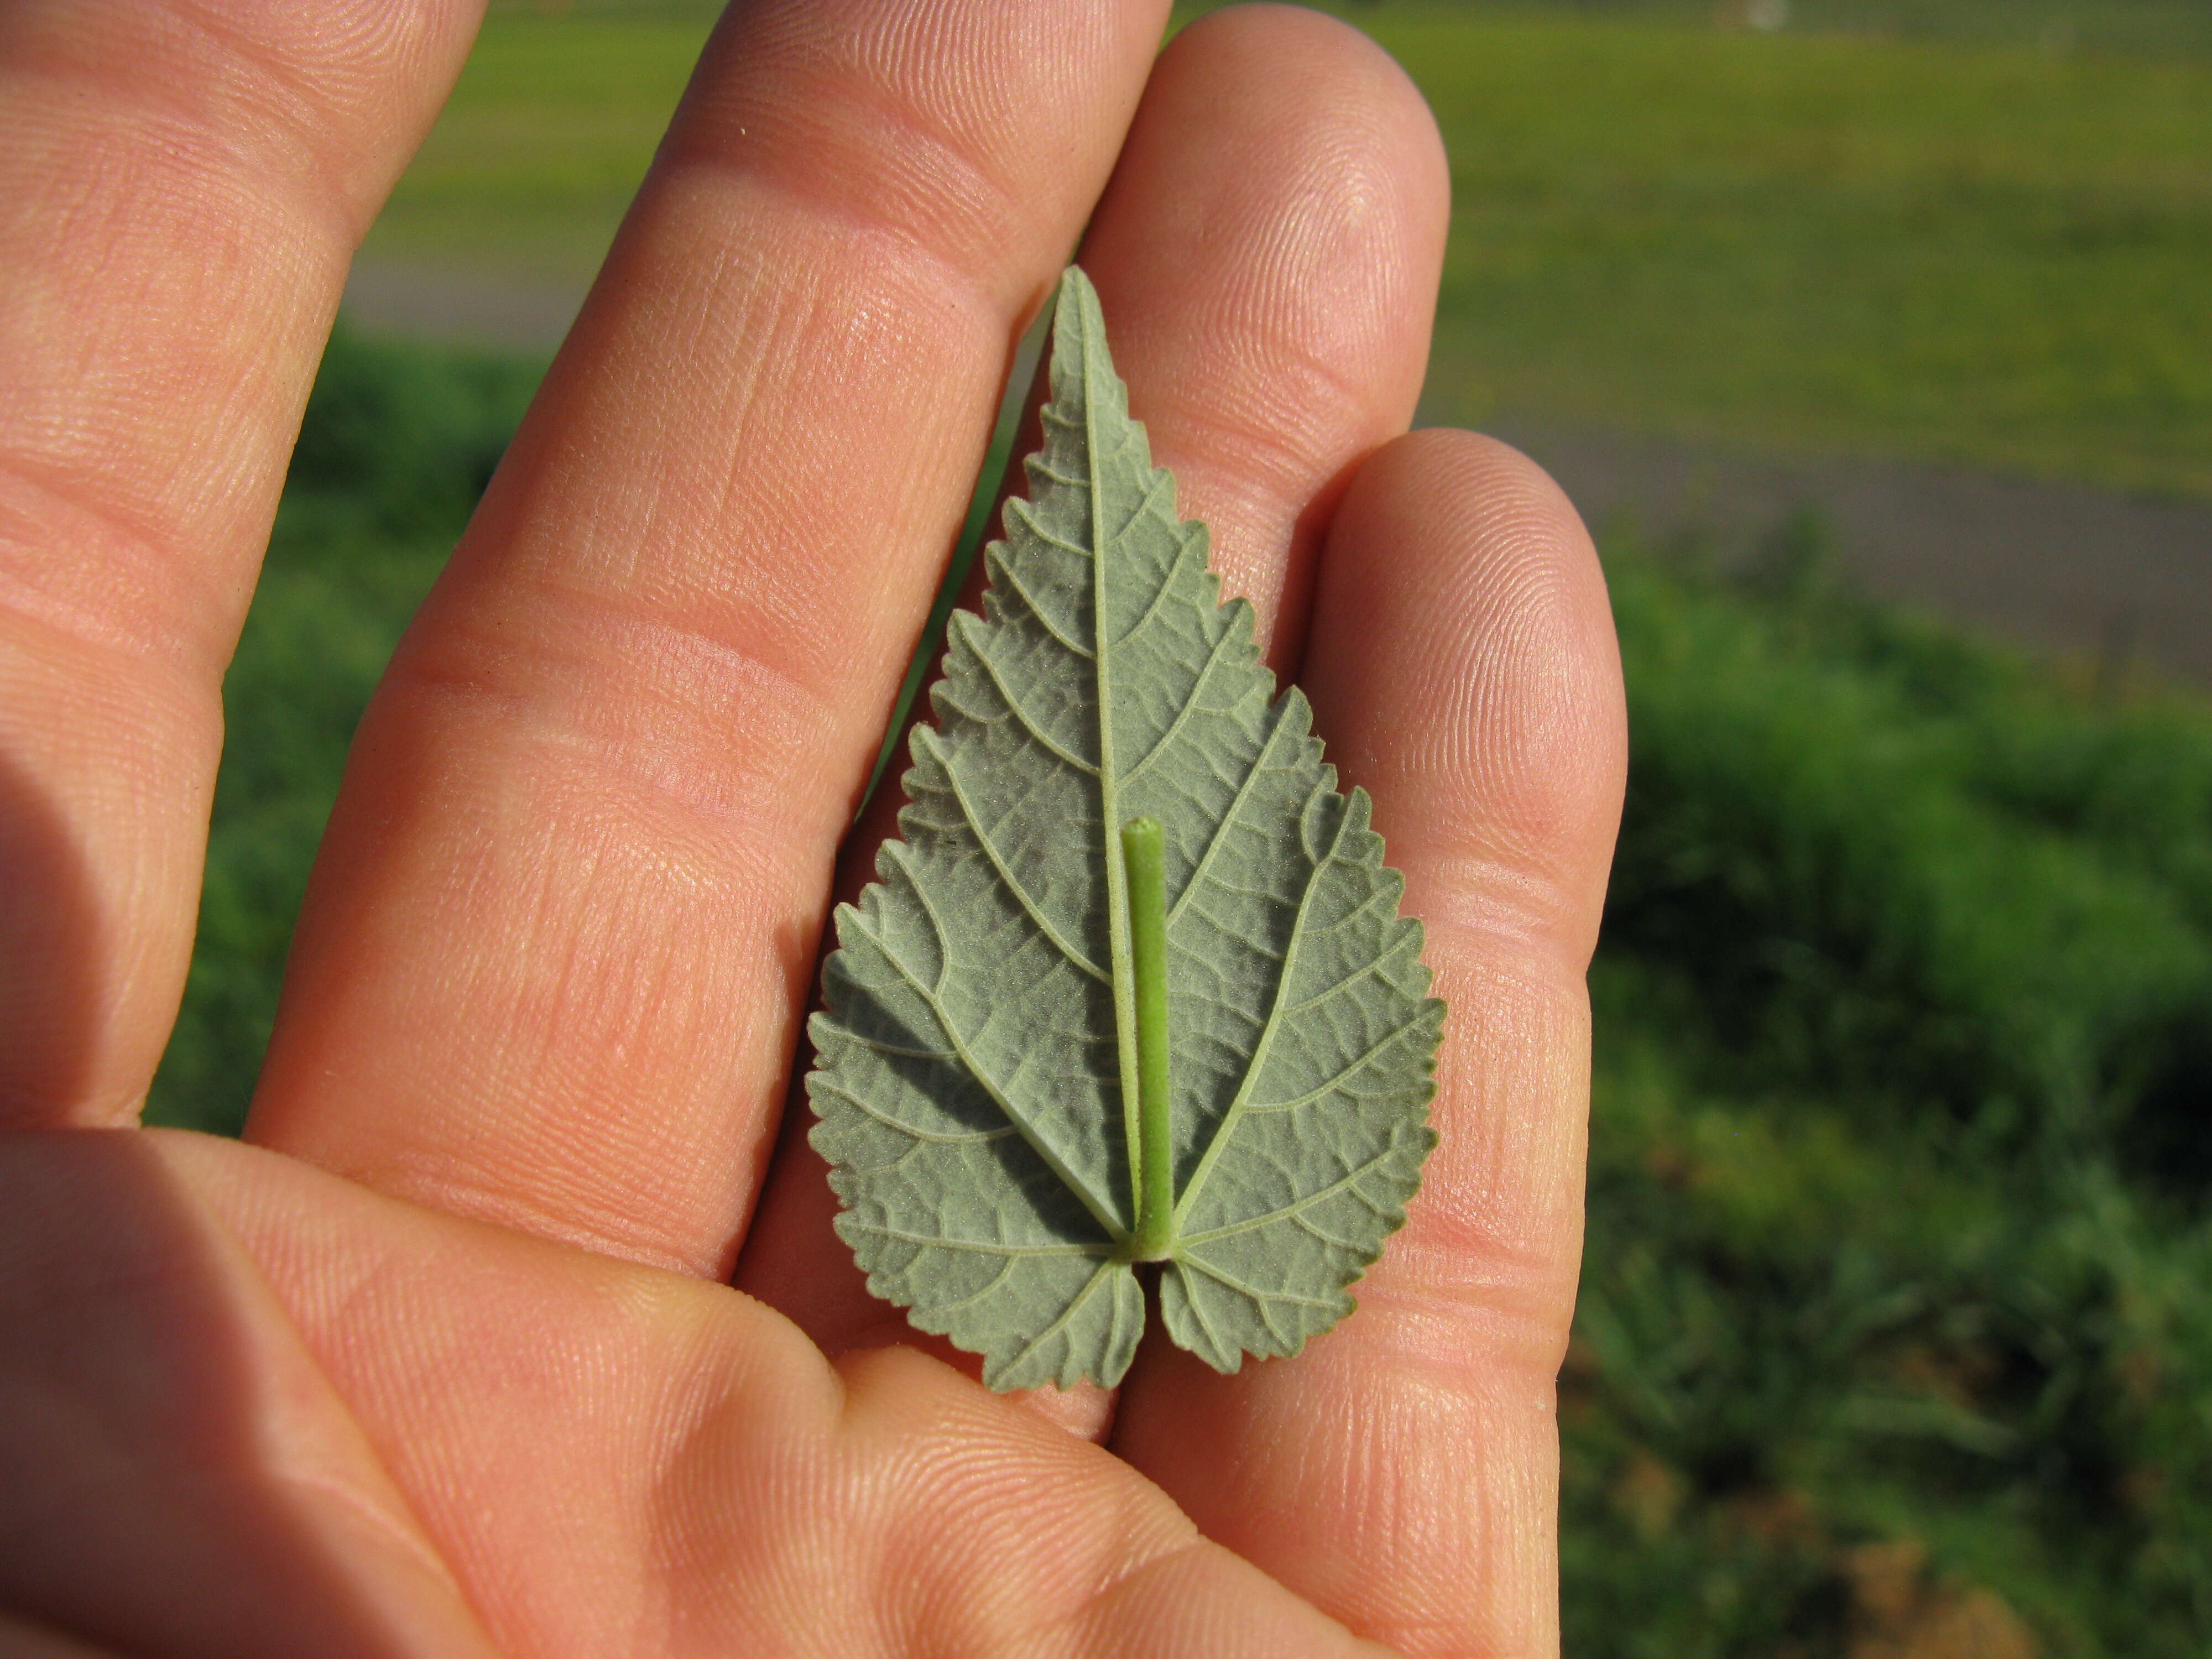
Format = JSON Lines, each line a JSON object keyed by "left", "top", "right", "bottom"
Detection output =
{"left": 806, "top": 267, "right": 1442, "bottom": 1391}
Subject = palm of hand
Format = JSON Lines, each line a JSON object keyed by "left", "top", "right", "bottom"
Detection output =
{"left": 0, "top": 2, "right": 1624, "bottom": 1655}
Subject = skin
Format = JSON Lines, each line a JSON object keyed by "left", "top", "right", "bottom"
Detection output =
{"left": 0, "top": 1, "right": 1626, "bottom": 1655}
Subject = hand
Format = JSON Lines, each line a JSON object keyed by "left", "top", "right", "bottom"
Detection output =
{"left": 0, "top": 2, "right": 1625, "bottom": 1653}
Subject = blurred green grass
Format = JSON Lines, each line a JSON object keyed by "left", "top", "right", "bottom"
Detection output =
{"left": 369, "top": 3, "right": 2212, "bottom": 496}
{"left": 1574, "top": 529, "right": 2212, "bottom": 1653}
{"left": 359, "top": 8, "right": 716, "bottom": 279}
{"left": 1393, "top": 14, "right": 2212, "bottom": 496}
{"left": 146, "top": 336, "right": 544, "bottom": 1131}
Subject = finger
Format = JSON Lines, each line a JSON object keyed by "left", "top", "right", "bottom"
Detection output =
{"left": 246, "top": 0, "right": 1174, "bottom": 1277}
{"left": 0, "top": 1614, "right": 127, "bottom": 1659}
{"left": 731, "top": 3, "right": 1449, "bottom": 1416}
{"left": 147, "top": 1129, "right": 1395, "bottom": 1658}
{"left": 1110, "top": 431, "right": 1629, "bottom": 1656}
{"left": 0, "top": 1, "right": 483, "bottom": 1127}
{"left": 0, "top": 1132, "right": 498, "bottom": 1657}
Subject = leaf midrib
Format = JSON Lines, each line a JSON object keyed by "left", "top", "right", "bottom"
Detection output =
{"left": 1085, "top": 298, "right": 1149, "bottom": 1250}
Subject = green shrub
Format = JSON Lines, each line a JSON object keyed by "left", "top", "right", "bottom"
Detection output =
{"left": 286, "top": 326, "right": 540, "bottom": 536}
{"left": 144, "top": 329, "right": 541, "bottom": 1135}
{"left": 1572, "top": 540, "right": 2212, "bottom": 1655}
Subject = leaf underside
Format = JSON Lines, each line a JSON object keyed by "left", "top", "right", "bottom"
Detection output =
{"left": 807, "top": 268, "right": 1442, "bottom": 1391}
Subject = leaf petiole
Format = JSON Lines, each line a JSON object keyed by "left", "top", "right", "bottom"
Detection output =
{"left": 1122, "top": 817, "right": 1177, "bottom": 1262}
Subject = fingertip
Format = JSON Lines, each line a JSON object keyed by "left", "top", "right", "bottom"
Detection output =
{"left": 1165, "top": 2, "right": 1452, "bottom": 229}
{"left": 1083, "top": 1, "right": 1451, "bottom": 653}
{"left": 1309, "top": 427, "right": 1627, "bottom": 967}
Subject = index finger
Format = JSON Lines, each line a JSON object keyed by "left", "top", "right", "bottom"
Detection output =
{"left": 0, "top": 0, "right": 483, "bottom": 1128}
{"left": 246, "top": 0, "right": 1173, "bottom": 1276}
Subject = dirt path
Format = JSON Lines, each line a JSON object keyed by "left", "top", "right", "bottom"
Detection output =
{"left": 341, "top": 257, "right": 2212, "bottom": 688}
{"left": 341, "top": 257, "right": 587, "bottom": 353}
{"left": 1493, "top": 419, "right": 2212, "bottom": 687}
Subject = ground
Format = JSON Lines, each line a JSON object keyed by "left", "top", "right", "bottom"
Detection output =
{"left": 345, "top": 1, "right": 2212, "bottom": 682}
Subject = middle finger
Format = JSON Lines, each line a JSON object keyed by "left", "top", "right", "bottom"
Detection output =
{"left": 735, "top": 2, "right": 1449, "bottom": 1413}
{"left": 246, "top": 0, "right": 1170, "bottom": 1276}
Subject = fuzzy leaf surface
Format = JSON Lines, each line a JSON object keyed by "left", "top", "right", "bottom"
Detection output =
{"left": 807, "top": 268, "right": 1441, "bottom": 1391}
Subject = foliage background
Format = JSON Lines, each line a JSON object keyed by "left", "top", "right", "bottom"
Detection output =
{"left": 150, "top": 2, "right": 2212, "bottom": 1653}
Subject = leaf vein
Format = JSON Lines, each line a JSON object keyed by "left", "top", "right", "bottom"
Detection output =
{"left": 1178, "top": 1266, "right": 1230, "bottom": 1364}
{"left": 937, "top": 1257, "right": 1021, "bottom": 1314}
{"left": 1114, "top": 468, "right": 1176, "bottom": 545}
{"left": 812, "top": 1082, "right": 1022, "bottom": 1146}
{"left": 846, "top": 1224, "right": 1112, "bottom": 1259}
{"left": 1241, "top": 1011, "right": 1437, "bottom": 1116}
{"left": 994, "top": 547, "right": 1096, "bottom": 659}
{"left": 1121, "top": 619, "right": 1241, "bottom": 787}
{"left": 1178, "top": 1254, "right": 1338, "bottom": 1316}
{"left": 1172, "top": 790, "right": 1358, "bottom": 1225}
{"left": 1006, "top": 498, "right": 1101, "bottom": 567}
{"left": 953, "top": 620, "right": 1100, "bottom": 778}
{"left": 926, "top": 735, "right": 1109, "bottom": 985}
{"left": 838, "top": 1030, "right": 957, "bottom": 1063}
{"left": 1000, "top": 1258, "right": 1121, "bottom": 1379}
{"left": 1179, "top": 1142, "right": 1409, "bottom": 1246}
{"left": 1293, "top": 1214, "right": 1365, "bottom": 1253}
{"left": 1167, "top": 707, "right": 1295, "bottom": 930}
{"left": 1306, "top": 883, "right": 1399, "bottom": 942}
{"left": 1113, "top": 537, "right": 1187, "bottom": 651}
{"left": 862, "top": 921, "right": 1127, "bottom": 1240}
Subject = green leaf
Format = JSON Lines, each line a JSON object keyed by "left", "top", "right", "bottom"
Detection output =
{"left": 806, "top": 268, "right": 1443, "bottom": 1391}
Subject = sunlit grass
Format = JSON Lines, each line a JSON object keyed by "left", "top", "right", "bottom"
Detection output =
{"left": 365, "top": 4, "right": 2212, "bottom": 502}
{"left": 361, "top": 11, "right": 716, "bottom": 279}
{"left": 1384, "top": 14, "right": 2212, "bottom": 495}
